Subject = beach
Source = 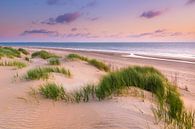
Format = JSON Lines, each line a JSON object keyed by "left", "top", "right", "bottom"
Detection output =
{"left": 0, "top": 47, "right": 194, "bottom": 129}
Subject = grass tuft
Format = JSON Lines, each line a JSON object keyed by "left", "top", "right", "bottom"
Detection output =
{"left": 18, "top": 48, "right": 29, "bottom": 55}
{"left": 48, "top": 57, "right": 60, "bottom": 65}
{"left": 34, "top": 65, "right": 194, "bottom": 128}
{"left": 67, "top": 53, "right": 110, "bottom": 72}
{"left": 32, "top": 50, "right": 59, "bottom": 59}
{"left": 0, "top": 61, "right": 27, "bottom": 69}
{"left": 39, "top": 83, "right": 65, "bottom": 100}
{"left": 0, "top": 47, "right": 21, "bottom": 58}
{"left": 25, "top": 66, "right": 71, "bottom": 80}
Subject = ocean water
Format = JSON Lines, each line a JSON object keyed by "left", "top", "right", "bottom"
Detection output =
{"left": 0, "top": 42, "right": 195, "bottom": 58}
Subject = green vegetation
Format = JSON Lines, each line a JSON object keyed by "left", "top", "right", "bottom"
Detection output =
{"left": 25, "top": 67, "right": 71, "bottom": 80}
{"left": 0, "top": 61, "right": 27, "bottom": 69}
{"left": 48, "top": 57, "right": 60, "bottom": 65}
{"left": 67, "top": 53, "right": 110, "bottom": 72}
{"left": 0, "top": 47, "right": 21, "bottom": 58}
{"left": 25, "top": 57, "right": 30, "bottom": 62}
{"left": 88, "top": 59, "right": 110, "bottom": 72}
{"left": 67, "top": 53, "right": 88, "bottom": 61}
{"left": 39, "top": 83, "right": 65, "bottom": 100}
{"left": 18, "top": 48, "right": 29, "bottom": 55}
{"left": 35, "top": 66, "right": 194, "bottom": 128}
{"left": 32, "top": 50, "right": 59, "bottom": 59}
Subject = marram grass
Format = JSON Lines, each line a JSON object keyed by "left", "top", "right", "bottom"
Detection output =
{"left": 35, "top": 66, "right": 194, "bottom": 129}
{"left": 32, "top": 50, "right": 59, "bottom": 59}
{"left": 39, "top": 83, "right": 65, "bottom": 100}
{"left": 18, "top": 48, "right": 29, "bottom": 55}
{"left": 0, "top": 61, "right": 27, "bottom": 69}
{"left": 67, "top": 53, "right": 110, "bottom": 72}
{"left": 0, "top": 47, "right": 21, "bottom": 58}
{"left": 25, "top": 67, "right": 71, "bottom": 80}
{"left": 48, "top": 57, "right": 60, "bottom": 65}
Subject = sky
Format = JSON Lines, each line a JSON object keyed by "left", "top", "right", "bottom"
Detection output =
{"left": 0, "top": 0, "right": 195, "bottom": 42}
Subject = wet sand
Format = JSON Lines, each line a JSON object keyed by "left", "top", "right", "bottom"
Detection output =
{"left": 0, "top": 47, "right": 194, "bottom": 129}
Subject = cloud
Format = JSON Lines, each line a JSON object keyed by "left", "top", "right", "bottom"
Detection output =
{"left": 71, "top": 28, "right": 77, "bottom": 31}
{"left": 42, "top": 12, "right": 81, "bottom": 25}
{"left": 81, "top": 0, "right": 97, "bottom": 9}
{"left": 186, "top": 0, "right": 195, "bottom": 5}
{"left": 21, "top": 29, "right": 58, "bottom": 36}
{"left": 85, "top": 0, "right": 97, "bottom": 8}
{"left": 140, "top": 10, "right": 163, "bottom": 19}
{"left": 129, "top": 29, "right": 195, "bottom": 38}
{"left": 47, "top": 0, "right": 60, "bottom": 5}
{"left": 130, "top": 29, "right": 166, "bottom": 38}
{"left": 90, "top": 17, "right": 99, "bottom": 21}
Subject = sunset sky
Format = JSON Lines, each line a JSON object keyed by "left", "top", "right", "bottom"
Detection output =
{"left": 0, "top": 0, "right": 195, "bottom": 42}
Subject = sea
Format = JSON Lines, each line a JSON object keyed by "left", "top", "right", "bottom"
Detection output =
{"left": 0, "top": 42, "right": 195, "bottom": 59}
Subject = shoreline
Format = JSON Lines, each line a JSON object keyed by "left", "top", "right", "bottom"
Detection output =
{"left": 18, "top": 46, "right": 195, "bottom": 64}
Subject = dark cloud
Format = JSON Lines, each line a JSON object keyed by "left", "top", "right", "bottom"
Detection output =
{"left": 42, "top": 12, "right": 81, "bottom": 25}
{"left": 81, "top": 0, "right": 97, "bottom": 9}
{"left": 85, "top": 0, "right": 97, "bottom": 8}
{"left": 71, "top": 28, "right": 77, "bottom": 31}
{"left": 90, "top": 17, "right": 99, "bottom": 21}
{"left": 65, "top": 32, "right": 91, "bottom": 38}
{"left": 140, "top": 10, "right": 163, "bottom": 19}
{"left": 130, "top": 29, "right": 166, "bottom": 38}
{"left": 47, "top": 0, "right": 60, "bottom": 5}
{"left": 186, "top": 0, "right": 195, "bottom": 5}
{"left": 21, "top": 29, "right": 58, "bottom": 36}
{"left": 129, "top": 29, "right": 194, "bottom": 38}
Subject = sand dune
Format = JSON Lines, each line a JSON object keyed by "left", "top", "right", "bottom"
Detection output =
{"left": 0, "top": 48, "right": 194, "bottom": 129}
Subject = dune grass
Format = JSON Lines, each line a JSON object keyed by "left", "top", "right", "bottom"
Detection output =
{"left": 67, "top": 53, "right": 110, "bottom": 72}
{"left": 25, "top": 67, "right": 71, "bottom": 80}
{"left": 48, "top": 57, "right": 60, "bottom": 65}
{"left": 0, "top": 61, "right": 27, "bottom": 69}
{"left": 0, "top": 47, "right": 21, "bottom": 58}
{"left": 67, "top": 53, "right": 89, "bottom": 61}
{"left": 35, "top": 66, "right": 194, "bottom": 128}
{"left": 94, "top": 66, "right": 194, "bottom": 129}
{"left": 32, "top": 50, "right": 59, "bottom": 59}
{"left": 39, "top": 83, "right": 65, "bottom": 100}
{"left": 18, "top": 48, "right": 29, "bottom": 55}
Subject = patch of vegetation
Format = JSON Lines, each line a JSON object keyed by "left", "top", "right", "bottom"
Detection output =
{"left": 39, "top": 83, "right": 65, "bottom": 100}
{"left": 0, "top": 47, "right": 21, "bottom": 58}
{"left": 0, "top": 61, "right": 27, "bottom": 69}
{"left": 94, "top": 66, "right": 194, "bottom": 129}
{"left": 48, "top": 57, "right": 60, "bottom": 65}
{"left": 25, "top": 57, "right": 30, "bottom": 62}
{"left": 88, "top": 59, "right": 110, "bottom": 72}
{"left": 67, "top": 53, "right": 110, "bottom": 72}
{"left": 18, "top": 48, "right": 29, "bottom": 55}
{"left": 34, "top": 66, "right": 194, "bottom": 129}
{"left": 67, "top": 53, "right": 89, "bottom": 61}
{"left": 25, "top": 67, "right": 71, "bottom": 80}
{"left": 32, "top": 50, "right": 59, "bottom": 59}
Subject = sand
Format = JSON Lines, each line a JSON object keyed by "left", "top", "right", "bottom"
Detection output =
{"left": 0, "top": 47, "right": 194, "bottom": 129}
